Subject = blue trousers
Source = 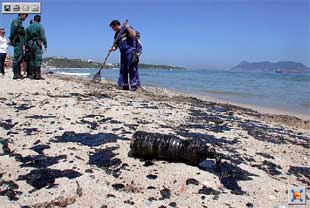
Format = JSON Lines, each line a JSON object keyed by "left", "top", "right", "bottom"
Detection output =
{"left": 118, "top": 50, "right": 137, "bottom": 88}
{"left": 134, "top": 61, "right": 141, "bottom": 87}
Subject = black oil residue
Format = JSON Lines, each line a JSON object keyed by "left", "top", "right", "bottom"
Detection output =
{"left": 198, "top": 186, "right": 221, "bottom": 195}
{"left": 53, "top": 131, "right": 120, "bottom": 147}
{"left": 25, "top": 115, "right": 56, "bottom": 119}
{"left": 252, "top": 160, "right": 282, "bottom": 176}
{"left": 88, "top": 147, "right": 123, "bottom": 178}
{"left": 15, "top": 154, "right": 67, "bottom": 168}
{"left": 0, "top": 119, "right": 17, "bottom": 130}
{"left": 17, "top": 168, "right": 82, "bottom": 189}
{"left": 30, "top": 144, "right": 51, "bottom": 154}
{"left": 0, "top": 180, "right": 22, "bottom": 200}
{"left": 288, "top": 166, "right": 310, "bottom": 185}
{"left": 201, "top": 161, "right": 257, "bottom": 195}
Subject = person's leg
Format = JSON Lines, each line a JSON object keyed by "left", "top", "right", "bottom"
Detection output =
{"left": 13, "top": 45, "right": 23, "bottom": 79}
{"left": 122, "top": 52, "right": 130, "bottom": 90}
{"left": 26, "top": 61, "right": 31, "bottom": 78}
{"left": 34, "top": 46, "right": 43, "bottom": 80}
{"left": 126, "top": 51, "right": 137, "bottom": 90}
{"left": 118, "top": 52, "right": 125, "bottom": 88}
{"left": 29, "top": 46, "right": 36, "bottom": 79}
{"left": 135, "top": 62, "right": 141, "bottom": 87}
{"left": 0, "top": 53, "right": 5, "bottom": 75}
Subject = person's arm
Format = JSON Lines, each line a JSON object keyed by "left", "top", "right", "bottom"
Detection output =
{"left": 40, "top": 26, "right": 47, "bottom": 49}
{"left": 109, "top": 31, "right": 121, "bottom": 52}
{"left": 123, "top": 21, "right": 136, "bottom": 38}
{"left": 24, "top": 28, "right": 29, "bottom": 42}
{"left": 9, "top": 20, "right": 17, "bottom": 41}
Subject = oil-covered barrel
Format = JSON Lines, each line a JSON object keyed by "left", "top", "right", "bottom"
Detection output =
{"left": 130, "top": 131, "right": 221, "bottom": 166}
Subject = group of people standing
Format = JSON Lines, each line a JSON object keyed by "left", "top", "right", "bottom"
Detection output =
{"left": 1, "top": 16, "right": 141, "bottom": 90}
{"left": 0, "top": 13, "right": 47, "bottom": 80}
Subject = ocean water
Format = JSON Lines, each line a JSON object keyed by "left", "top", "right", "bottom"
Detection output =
{"left": 54, "top": 68, "right": 310, "bottom": 115}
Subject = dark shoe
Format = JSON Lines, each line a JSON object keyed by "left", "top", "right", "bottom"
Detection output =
{"left": 26, "top": 72, "right": 32, "bottom": 78}
{"left": 13, "top": 74, "right": 22, "bottom": 80}
{"left": 35, "top": 67, "right": 44, "bottom": 80}
{"left": 13, "top": 64, "right": 20, "bottom": 79}
{"left": 122, "top": 85, "right": 130, "bottom": 90}
{"left": 130, "top": 86, "right": 138, "bottom": 91}
{"left": 30, "top": 67, "right": 35, "bottom": 79}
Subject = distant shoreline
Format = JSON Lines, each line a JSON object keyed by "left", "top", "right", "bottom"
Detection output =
{"left": 42, "top": 57, "right": 185, "bottom": 70}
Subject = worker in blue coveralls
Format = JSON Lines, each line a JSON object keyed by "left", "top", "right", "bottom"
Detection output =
{"left": 109, "top": 20, "right": 138, "bottom": 91}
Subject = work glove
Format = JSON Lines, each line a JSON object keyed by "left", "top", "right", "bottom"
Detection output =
{"left": 109, "top": 47, "right": 116, "bottom": 52}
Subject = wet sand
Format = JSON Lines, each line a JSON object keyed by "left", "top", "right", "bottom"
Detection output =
{"left": 0, "top": 73, "right": 309, "bottom": 208}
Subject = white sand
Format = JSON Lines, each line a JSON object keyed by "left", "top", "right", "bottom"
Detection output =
{"left": 0, "top": 73, "right": 309, "bottom": 208}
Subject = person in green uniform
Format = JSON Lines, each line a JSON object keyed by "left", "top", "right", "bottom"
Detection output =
{"left": 24, "top": 20, "right": 33, "bottom": 78}
{"left": 9, "top": 13, "right": 28, "bottom": 79}
{"left": 25, "top": 15, "right": 47, "bottom": 80}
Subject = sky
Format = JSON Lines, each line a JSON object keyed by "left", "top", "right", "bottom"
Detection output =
{"left": 0, "top": 0, "right": 309, "bottom": 69}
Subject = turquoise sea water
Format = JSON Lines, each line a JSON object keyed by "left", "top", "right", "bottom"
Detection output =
{"left": 55, "top": 68, "right": 310, "bottom": 116}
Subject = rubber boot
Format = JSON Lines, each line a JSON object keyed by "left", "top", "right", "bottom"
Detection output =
{"left": 35, "top": 67, "right": 44, "bottom": 80}
{"left": 13, "top": 64, "right": 22, "bottom": 80}
{"left": 130, "top": 85, "right": 137, "bottom": 92}
{"left": 26, "top": 64, "right": 32, "bottom": 78}
{"left": 12, "top": 66, "right": 18, "bottom": 80}
{"left": 29, "top": 66, "right": 35, "bottom": 79}
{"left": 122, "top": 84, "right": 130, "bottom": 91}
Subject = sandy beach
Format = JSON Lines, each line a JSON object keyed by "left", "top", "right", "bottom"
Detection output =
{"left": 0, "top": 72, "right": 309, "bottom": 208}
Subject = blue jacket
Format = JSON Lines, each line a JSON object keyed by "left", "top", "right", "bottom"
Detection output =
{"left": 114, "top": 27, "right": 136, "bottom": 53}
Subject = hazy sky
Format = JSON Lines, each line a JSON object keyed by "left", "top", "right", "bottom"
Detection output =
{"left": 1, "top": 0, "right": 309, "bottom": 69}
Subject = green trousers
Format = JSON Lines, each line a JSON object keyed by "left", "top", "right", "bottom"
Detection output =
{"left": 13, "top": 43, "right": 24, "bottom": 76}
{"left": 29, "top": 44, "right": 43, "bottom": 68}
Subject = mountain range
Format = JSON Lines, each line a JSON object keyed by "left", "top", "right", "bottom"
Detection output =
{"left": 231, "top": 61, "right": 310, "bottom": 73}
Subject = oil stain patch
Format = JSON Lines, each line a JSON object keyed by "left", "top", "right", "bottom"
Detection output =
{"left": 0, "top": 139, "right": 11, "bottom": 155}
{"left": 53, "top": 131, "right": 120, "bottom": 147}
{"left": 14, "top": 103, "right": 35, "bottom": 111}
{"left": 0, "top": 119, "right": 18, "bottom": 130}
{"left": 198, "top": 186, "right": 221, "bottom": 195}
{"left": 30, "top": 144, "right": 51, "bottom": 154}
{"left": 201, "top": 161, "right": 257, "bottom": 195}
{"left": 17, "top": 168, "right": 82, "bottom": 189}
{"left": 186, "top": 178, "right": 199, "bottom": 186}
{"left": 88, "top": 147, "right": 123, "bottom": 178}
{"left": 288, "top": 166, "right": 310, "bottom": 185}
{"left": 15, "top": 154, "right": 67, "bottom": 168}
{"left": 25, "top": 115, "right": 56, "bottom": 119}
{"left": 23, "top": 128, "right": 39, "bottom": 135}
{"left": 252, "top": 160, "right": 282, "bottom": 176}
{"left": 112, "top": 183, "right": 125, "bottom": 191}
{"left": 0, "top": 180, "right": 22, "bottom": 200}
{"left": 77, "top": 119, "right": 99, "bottom": 130}
{"left": 159, "top": 187, "right": 171, "bottom": 200}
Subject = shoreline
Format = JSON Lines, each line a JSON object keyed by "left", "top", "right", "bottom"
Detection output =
{"left": 180, "top": 91, "right": 310, "bottom": 121}
{"left": 52, "top": 70, "right": 310, "bottom": 122}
